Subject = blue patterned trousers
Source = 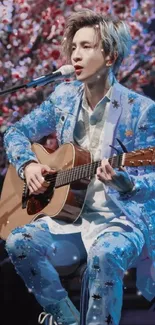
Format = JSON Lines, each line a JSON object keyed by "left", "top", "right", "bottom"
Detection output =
{"left": 6, "top": 219, "right": 144, "bottom": 325}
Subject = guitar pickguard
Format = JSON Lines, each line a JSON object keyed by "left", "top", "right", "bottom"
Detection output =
{"left": 27, "top": 183, "right": 55, "bottom": 215}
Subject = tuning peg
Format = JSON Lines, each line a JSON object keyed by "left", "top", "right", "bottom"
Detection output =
{"left": 148, "top": 148, "right": 154, "bottom": 152}
{"left": 116, "top": 138, "right": 128, "bottom": 153}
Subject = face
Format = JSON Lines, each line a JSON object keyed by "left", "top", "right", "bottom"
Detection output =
{"left": 71, "top": 26, "right": 108, "bottom": 82}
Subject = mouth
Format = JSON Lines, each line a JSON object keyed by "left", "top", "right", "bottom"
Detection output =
{"left": 74, "top": 65, "right": 83, "bottom": 75}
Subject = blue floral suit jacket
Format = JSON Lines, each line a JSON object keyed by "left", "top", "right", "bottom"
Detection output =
{"left": 4, "top": 80, "right": 155, "bottom": 301}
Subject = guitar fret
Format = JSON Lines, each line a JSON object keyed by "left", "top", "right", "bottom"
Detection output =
{"left": 67, "top": 169, "right": 72, "bottom": 184}
{"left": 51, "top": 154, "right": 124, "bottom": 189}
{"left": 77, "top": 165, "right": 83, "bottom": 180}
{"left": 56, "top": 171, "right": 67, "bottom": 187}
{"left": 46, "top": 153, "right": 125, "bottom": 189}
{"left": 55, "top": 161, "right": 101, "bottom": 187}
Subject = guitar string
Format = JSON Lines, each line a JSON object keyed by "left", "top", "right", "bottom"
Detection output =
{"left": 45, "top": 155, "right": 123, "bottom": 185}
{"left": 44, "top": 154, "right": 124, "bottom": 188}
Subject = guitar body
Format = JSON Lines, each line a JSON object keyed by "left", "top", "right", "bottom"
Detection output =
{"left": 0, "top": 143, "right": 91, "bottom": 240}
{"left": 1, "top": 141, "right": 154, "bottom": 240}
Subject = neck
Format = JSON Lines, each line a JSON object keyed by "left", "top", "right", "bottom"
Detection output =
{"left": 84, "top": 71, "right": 114, "bottom": 110}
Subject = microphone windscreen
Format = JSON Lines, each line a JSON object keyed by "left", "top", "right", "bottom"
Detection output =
{"left": 58, "top": 65, "right": 75, "bottom": 76}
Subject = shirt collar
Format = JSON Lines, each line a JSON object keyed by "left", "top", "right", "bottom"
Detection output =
{"left": 82, "top": 84, "right": 113, "bottom": 111}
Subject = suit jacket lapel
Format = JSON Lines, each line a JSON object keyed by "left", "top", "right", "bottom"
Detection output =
{"left": 61, "top": 85, "right": 83, "bottom": 144}
{"left": 101, "top": 82, "right": 124, "bottom": 158}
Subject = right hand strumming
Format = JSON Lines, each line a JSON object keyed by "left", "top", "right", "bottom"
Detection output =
{"left": 24, "top": 162, "right": 54, "bottom": 195}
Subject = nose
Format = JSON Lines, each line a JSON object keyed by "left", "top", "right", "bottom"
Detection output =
{"left": 71, "top": 47, "right": 82, "bottom": 63}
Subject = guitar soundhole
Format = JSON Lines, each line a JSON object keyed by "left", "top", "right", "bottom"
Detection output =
{"left": 27, "top": 186, "right": 54, "bottom": 215}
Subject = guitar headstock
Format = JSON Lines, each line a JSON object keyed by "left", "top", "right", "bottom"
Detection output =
{"left": 122, "top": 147, "right": 155, "bottom": 167}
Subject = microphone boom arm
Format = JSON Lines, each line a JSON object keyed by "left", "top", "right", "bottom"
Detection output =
{"left": 0, "top": 72, "right": 62, "bottom": 96}
{"left": 0, "top": 65, "right": 75, "bottom": 96}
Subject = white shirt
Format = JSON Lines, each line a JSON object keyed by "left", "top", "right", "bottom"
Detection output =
{"left": 43, "top": 86, "right": 135, "bottom": 252}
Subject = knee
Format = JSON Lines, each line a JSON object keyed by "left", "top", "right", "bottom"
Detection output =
{"left": 89, "top": 247, "right": 113, "bottom": 268}
{"left": 6, "top": 232, "right": 19, "bottom": 257}
{"left": 88, "top": 236, "right": 123, "bottom": 268}
{"left": 6, "top": 225, "right": 34, "bottom": 256}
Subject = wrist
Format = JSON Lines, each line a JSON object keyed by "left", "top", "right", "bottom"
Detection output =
{"left": 111, "top": 171, "right": 134, "bottom": 193}
{"left": 18, "top": 160, "right": 38, "bottom": 180}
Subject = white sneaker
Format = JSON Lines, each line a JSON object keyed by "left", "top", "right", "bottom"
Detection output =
{"left": 38, "top": 297, "right": 79, "bottom": 325}
{"left": 38, "top": 312, "right": 58, "bottom": 325}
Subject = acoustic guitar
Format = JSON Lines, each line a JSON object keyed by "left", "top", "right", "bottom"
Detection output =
{"left": 0, "top": 142, "right": 155, "bottom": 240}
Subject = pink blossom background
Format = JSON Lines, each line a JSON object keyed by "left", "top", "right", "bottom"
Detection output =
{"left": 0, "top": 0, "right": 155, "bottom": 175}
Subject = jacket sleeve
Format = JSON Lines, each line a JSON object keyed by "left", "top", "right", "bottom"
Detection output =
{"left": 107, "top": 101, "right": 155, "bottom": 222}
{"left": 3, "top": 85, "right": 61, "bottom": 174}
{"left": 128, "top": 101, "right": 155, "bottom": 196}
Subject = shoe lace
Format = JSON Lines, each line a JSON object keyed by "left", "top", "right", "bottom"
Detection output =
{"left": 38, "top": 312, "right": 58, "bottom": 325}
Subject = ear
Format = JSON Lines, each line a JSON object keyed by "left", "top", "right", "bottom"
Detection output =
{"left": 106, "top": 51, "right": 118, "bottom": 67}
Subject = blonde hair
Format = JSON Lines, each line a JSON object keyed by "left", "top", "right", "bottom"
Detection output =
{"left": 62, "top": 9, "right": 133, "bottom": 74}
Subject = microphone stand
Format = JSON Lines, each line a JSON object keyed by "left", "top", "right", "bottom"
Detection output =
{"left": 0, "top": 71, "right": 61, "bottom": 96}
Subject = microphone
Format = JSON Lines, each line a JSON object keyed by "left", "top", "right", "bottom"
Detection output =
{"left": 26, "top": 65, "right": 75, "bottom": 87}
{"left": 0, "top": 65, "right": 75, "bottom": 96}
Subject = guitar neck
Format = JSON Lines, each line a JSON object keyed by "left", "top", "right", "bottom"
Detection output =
{"left": 38, "top": 144, "right": 155, "bottom": 189}
{"left": 45, "top": 153, "right": 124, "bottom": 188}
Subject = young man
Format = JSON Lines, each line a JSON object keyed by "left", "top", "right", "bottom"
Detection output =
{"left": 4, "top": 9, "right": 155, "bottom": 325}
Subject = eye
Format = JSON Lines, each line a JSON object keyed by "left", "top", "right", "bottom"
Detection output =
{"left": 71, "top": 46, "right": 76, "bottom": 52}
{"left": 83, "top": 44, "right": 91, "bottom": 48}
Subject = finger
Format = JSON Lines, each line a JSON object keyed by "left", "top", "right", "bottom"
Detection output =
{"left": 28, "top": 176, "right": 44, "bottom": 192}
{"left": 101, "top": 159, "right": 112, "bottom": 170}
{"left": 33, "top": 176, "right": 45, "bottom": 188}
{"left": 96, "top": 167, "right": 104, "bottom": 177}
{"left": 96, "top": 166, "right": 102, "bottom": 174}
{"left": 28, "top": 184, "right": 34, "bottom": 193}
{"left": 35, "top": 174, "right": 46, "bottom": 185}
{"left": 100, "top": 164, "right": 111, "bottom": 180}
{"left": 104, "top": 164, "right": 116, "bottom": 177}
{"left": 28, "top": 184, "right": 38, "bottom": 194}
{"left": 96, "top": 167, "right": 109, "bottom": 181}
{"left": 29, "top": 184, "right": 47, "bottom": 195}
{"left": 41, "top": 165, "right": 51, "bottom": 173}
{"left": 101, "top": 158, "right": 109, "bottom": 165}
{"left": 42, "top": 169, "right": 57, "bottom": 178}
{"left": 48, "top": 169, "right": 57, "bottom": 174}
{"left": 101, "top": 158, "right": 116, "bottom": 178}
{"left": 28, "top": 181, "right": 39, "bottom": 193}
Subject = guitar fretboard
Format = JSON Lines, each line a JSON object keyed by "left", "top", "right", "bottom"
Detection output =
{"left": 45, "top": 154, "right": 124, "bottom": 188}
